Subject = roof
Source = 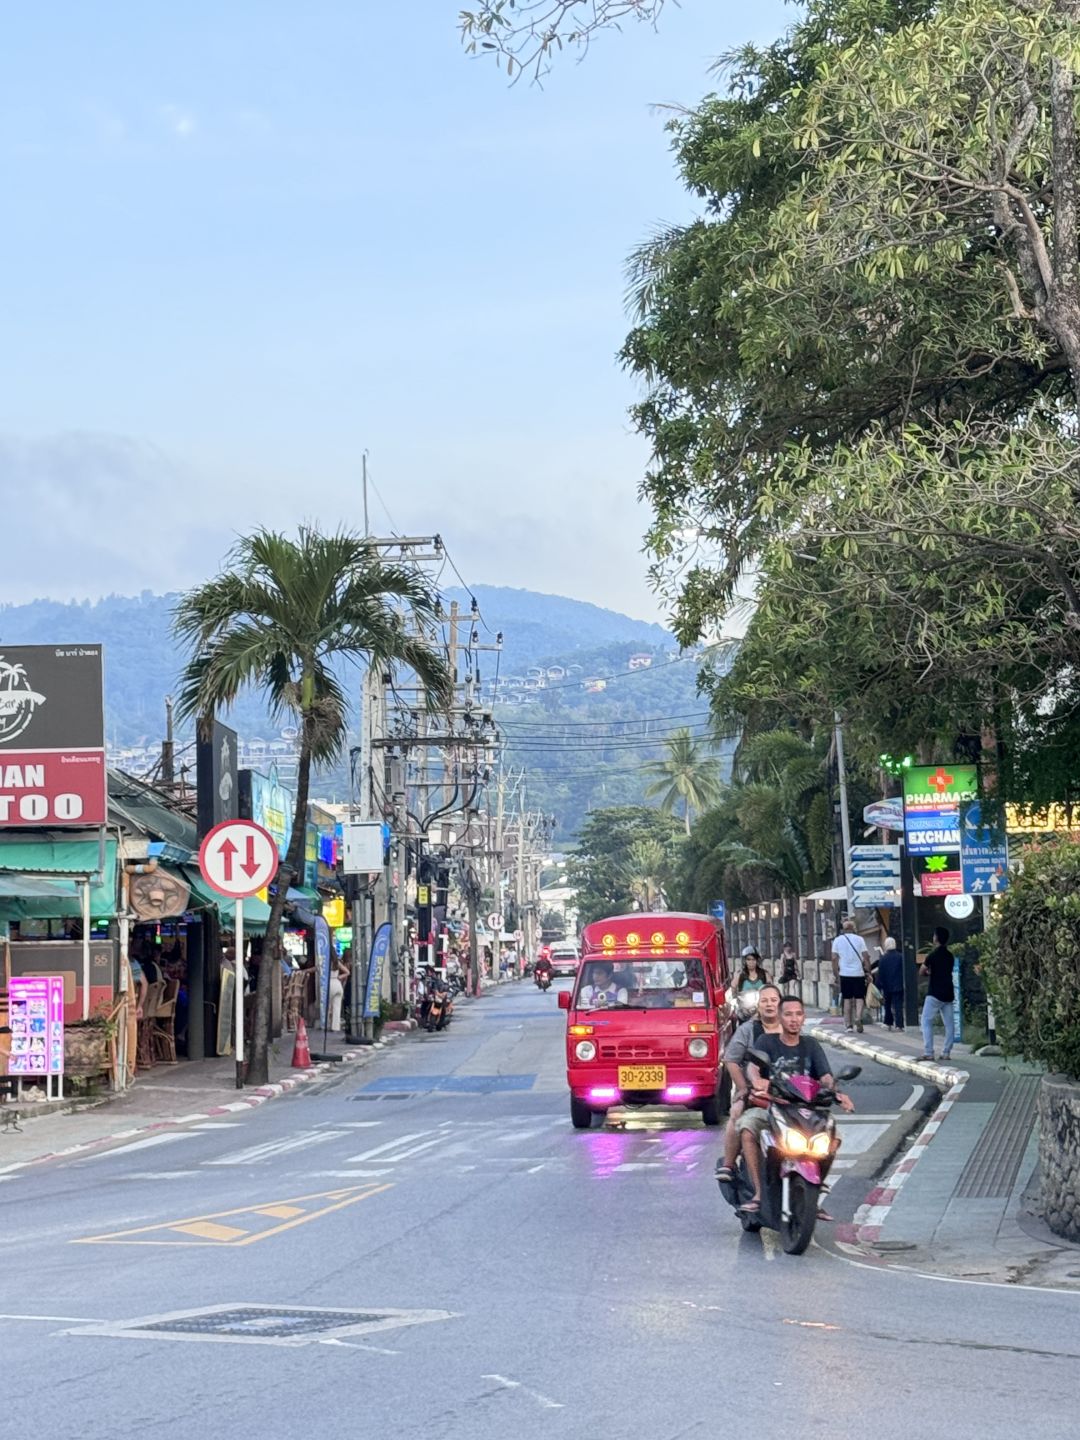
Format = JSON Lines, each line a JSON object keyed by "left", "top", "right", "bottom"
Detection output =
{"left": 108, "top": 769, "right": 198, "bottom": 854}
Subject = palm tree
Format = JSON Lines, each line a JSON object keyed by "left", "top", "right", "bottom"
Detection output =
{"left": 621, "top": 837, "right": 670, "bottom": 911}
{"left": 644, "top": 728, "right": 722, "bottom": 834}
{"left": 174, "top": 526, "right": 451, "bottom": 1086}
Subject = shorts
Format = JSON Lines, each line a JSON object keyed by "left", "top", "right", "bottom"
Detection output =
{"left": 840, "top": 975, "right": 867, "bottom": 1001}
{"left": 735, "top": 1107, "right": 770, "bottom": 1138}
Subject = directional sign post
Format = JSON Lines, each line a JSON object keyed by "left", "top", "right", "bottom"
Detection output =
{"left": 848, "top": 844, "right": 901, "bottom": 909}
{"left": 198, "top": 819, "right": 280, "bottom": 1089}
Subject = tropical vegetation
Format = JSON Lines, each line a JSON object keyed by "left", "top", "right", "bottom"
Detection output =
{"left": 642, "top": 728, "right": 722, "bottom": 833}
{"left": 174, "top": 525, "right": 450, "bottom": 1085}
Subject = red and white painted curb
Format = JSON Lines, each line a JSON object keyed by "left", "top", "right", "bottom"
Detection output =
{"left": 808, "top": 1023, "right": 969, "bottom": 1248}
{"left": 0, "top": 1027, "right": 411, "bottom": 1175}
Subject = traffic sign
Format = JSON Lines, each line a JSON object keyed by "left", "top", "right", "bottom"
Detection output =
{"left": 709, "top": 900, "right": 726, "bottom": 923}
{"left": 487, "top": 912, "right": 504, "bottom": 932}
{"left": 198, "top": 819, "right": 279, "bottom": 899}
{"left": 849, "top": 843, "right": 901, "bottom": 908}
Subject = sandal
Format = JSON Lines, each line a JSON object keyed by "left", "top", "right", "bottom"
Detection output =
{"left": 738, "top": 1198, "right": 761, "bottom": 1214}
{"left": 715, "top": 1165, "right": 734, "bottom": 1184}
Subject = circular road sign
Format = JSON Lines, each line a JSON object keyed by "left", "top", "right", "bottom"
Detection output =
{"left": 487, "top": 912, "right": 504, "bottom": 932}
{"left": 199, "top": 819, "right": 280, "bottom": 899}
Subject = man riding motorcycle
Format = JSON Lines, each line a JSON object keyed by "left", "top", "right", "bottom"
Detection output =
{"left": 714, "top": 983, "right": 782, "bottom": 1188}
{"left": 738, "top": 997, "right": 854, "bottom": 1218}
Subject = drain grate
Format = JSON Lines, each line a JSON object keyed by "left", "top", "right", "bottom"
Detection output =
{"left": 68, "top": 1303, "right": 454, "bottom": 1347}
{"left": 955, "top": 1075, "right": 1041, "bottom": 1199}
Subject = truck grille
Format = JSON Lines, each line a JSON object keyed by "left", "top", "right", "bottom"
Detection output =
{"left": 599, "top": 1041, "right": 684, "bottom": 1062}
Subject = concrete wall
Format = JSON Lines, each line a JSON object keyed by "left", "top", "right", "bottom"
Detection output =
{"left": 1039, "top": 1074, "right": 1080, "bottom": 1242}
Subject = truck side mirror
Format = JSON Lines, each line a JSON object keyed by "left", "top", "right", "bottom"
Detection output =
{"left": 558, "top": 991, "right": 571, "bottom": 1011}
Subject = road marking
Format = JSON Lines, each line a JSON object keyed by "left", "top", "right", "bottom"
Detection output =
{"left": 380, "top": 1137, "right": 445, "bottom": 1162}
{"left": 345, "top": 1131, "right": 434, "bottom": 1163}
{"left": 77, "top": 1134, "right": 191, "bottom": 1160}
{"left": 482, "top": 1374, "right": 564, "bottom": 1410}
{"left": 205, "top": 1130, "right": 346, "bottom": 1166}
{"left": 0, "top": 1312, "right": 107, "bottom": 1324}
{"left": 901, "top": 1085, "right": 924, "bottom": 1110}
{"left": 189, "top": 1123, "right": 247, "bottom": 1130}
{"left": 316, "top": 1121, "right": 383, "bottom": 1130}
{"left": 72, "top": 1183, "right": 393, "bottom": 1247}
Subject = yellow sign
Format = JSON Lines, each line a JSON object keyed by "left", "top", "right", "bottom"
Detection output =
{"left": 417, "top": 885, "right": 430, "bottom": 906}
{"left": 1005, "top": 803, "right": 1080, "bottom": 835}
{"left": 73, "top": 1183, "right": 392, "bottom": 1247}
{"left": 323, "top": 897, "right": 346, "bottom": 928}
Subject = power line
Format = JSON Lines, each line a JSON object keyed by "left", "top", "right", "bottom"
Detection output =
{"left": 499, "top": 709, "right": 712, "bottom": 731}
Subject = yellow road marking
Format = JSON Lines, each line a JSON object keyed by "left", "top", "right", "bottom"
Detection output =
{"left": 73, "top": 1183, "right": 393, "bottom": 1247}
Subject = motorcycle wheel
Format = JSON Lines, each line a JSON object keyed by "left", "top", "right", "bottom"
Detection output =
{"left": 780, "top": 1176, "right": 818, "bottom": 1255}
{"left": 570, "top": 1097, "right": 594, "bottom": 1130}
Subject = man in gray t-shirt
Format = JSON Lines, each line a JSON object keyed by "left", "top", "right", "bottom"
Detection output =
{"left": 715, "top": 983, "right": 782, "bottom": 1184}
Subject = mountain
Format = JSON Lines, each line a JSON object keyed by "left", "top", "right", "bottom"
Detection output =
{"left": 0, "top": 590, "right": 714, "bottom": 837}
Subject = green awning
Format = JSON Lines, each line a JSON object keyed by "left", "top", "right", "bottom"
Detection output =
{"left": 0, "top": 838, "right": 118, "bottom": 920}
{"left": 181, "top": 867, "right": 272, "bottom": 934}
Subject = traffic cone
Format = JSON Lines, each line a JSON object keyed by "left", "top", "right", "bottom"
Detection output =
{"left": 291, "top": 1016, "right": 312, "bottom": 1069}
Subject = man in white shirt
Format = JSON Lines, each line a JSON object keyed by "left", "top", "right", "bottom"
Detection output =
{"left": 831, "top": 917, "right": 871, "bottom": 1032}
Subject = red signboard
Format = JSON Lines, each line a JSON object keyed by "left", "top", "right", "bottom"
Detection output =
{"left": 920, "top": 869, "right": 963, "bottom": 897}
{"left": 0, "top": 645, "right": 106, "bottom": 828}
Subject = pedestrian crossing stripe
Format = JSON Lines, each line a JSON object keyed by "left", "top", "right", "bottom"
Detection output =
{"left": 72, "top": 1183, "right": 393, "bottom": 1247}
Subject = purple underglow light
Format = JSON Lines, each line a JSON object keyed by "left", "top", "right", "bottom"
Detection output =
{"left": 664, "top": 1085, "right": 695, "bottom": 1100}
{"left": 589, "top": 1086, "right": 619, "bottom": 1101}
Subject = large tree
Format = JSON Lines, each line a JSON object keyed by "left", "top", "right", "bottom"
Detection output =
{"left": 175, "top": 527, "right": 450, "bottom": 1086}
{"left": 643, "top": 727, "right": 722, "bottom": 832}
{"left": 568, "top": 805, "right": 682, "bottom": 925}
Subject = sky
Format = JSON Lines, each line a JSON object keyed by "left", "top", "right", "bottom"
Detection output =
{"left": 1, "top": 0, "right": 792, "bottom": 622}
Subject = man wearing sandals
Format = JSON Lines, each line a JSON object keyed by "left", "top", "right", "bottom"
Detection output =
{"left": 832, "top": 917, "right": 871, "bottom": 1032}
{"left": 714, "top": 983, "right": 783, "bottom": 1191}
{"left": 737, "top": 998, "right": 855, "bottom": 1219}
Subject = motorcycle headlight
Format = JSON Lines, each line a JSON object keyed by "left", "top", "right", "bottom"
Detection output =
{"left": 575, "top": 1040, "right": 597, "bottom": 1062}
{"left": 687, "top": 1037, "right": 709, "bottom": 1059}
{"left": 809, "top": 1132, "right": 832, "bottom": 1157}
{"left": 777, "top": 1124, "right": 808, "bottom": 1157}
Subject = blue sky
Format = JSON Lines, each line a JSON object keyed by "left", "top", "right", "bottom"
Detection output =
{"left": 2, "top": 0, "right": 792, "bottom": 619}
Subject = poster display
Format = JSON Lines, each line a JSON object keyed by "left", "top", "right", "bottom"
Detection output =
{"left": 7, "top": 975, "right": 64, "bottom": 1076}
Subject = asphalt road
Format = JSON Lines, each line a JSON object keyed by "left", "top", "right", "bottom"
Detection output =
{"left": 2, "top": 982, "right": 1078, "bottom": 1440}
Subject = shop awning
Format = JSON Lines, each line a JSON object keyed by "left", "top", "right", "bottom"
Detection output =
{"left": 0, "top": 837, "right": 119, "bottom": 920}
{"left": 803, "top": 885, "right": 848, "bottom": 902}
{"left": 181, "top": 866, "right": 272, "bottom": 934}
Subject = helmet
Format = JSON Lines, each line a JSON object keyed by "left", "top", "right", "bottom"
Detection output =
{"left": 741, "top": 945, "right": 760, "bottom": 959}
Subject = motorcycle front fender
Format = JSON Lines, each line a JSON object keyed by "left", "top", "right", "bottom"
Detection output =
{"left": 782, "top": 1158, "right": 822, "bottom": 1186}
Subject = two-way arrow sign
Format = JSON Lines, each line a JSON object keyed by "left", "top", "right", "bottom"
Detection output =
{"left": 198, "top": 819, "right": 279, "bottom": 899}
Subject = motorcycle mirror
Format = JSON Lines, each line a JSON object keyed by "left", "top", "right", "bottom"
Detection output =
{"left": 557, "top": 991, "right": 571, "bottom": 1011}
{"left": 837, "top": 1065, "right": 861, "bottom": 1082}
{"left": 746, "top": 1047, "right": 771, "bottom": 1075}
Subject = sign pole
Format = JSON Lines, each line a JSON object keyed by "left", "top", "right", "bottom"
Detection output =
{"left": 234, "top": 897, "right": 245, "bottom": 1090}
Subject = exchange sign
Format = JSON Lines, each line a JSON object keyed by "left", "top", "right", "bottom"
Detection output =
{"left": 0, "top": 645, "right": 106, "bottom": 827}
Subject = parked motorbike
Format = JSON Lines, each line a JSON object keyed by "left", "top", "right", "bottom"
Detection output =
{"left": 717, "top": 1050, "right": 860, "bottom": 1255}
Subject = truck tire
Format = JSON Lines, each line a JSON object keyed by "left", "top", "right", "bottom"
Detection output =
{"left": 570, "top": 1096, "right": 594, "bottom": 1130}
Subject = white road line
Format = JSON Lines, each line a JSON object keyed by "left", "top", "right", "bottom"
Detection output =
{"left": 317, "top": 1121, "right": 383, "bottom": 1130}
{"left": 205, "top": 1130, "right": 346, "bottom": 1166}
{"left": 76, "top": 1134, "right": 190, "bottom": 1161}
{"left": 840, "top": 1112, "right": 901, "bottom": 1122}
{"left": 189, "top": 1123, "right": 246, "bottom": 1130}
{"left": 345, "top": 1131, "right": 434, "bottom": 1163}
{"left": 482, "top": 1374, "right": 564, "bottom": 1410}
{"left": 126, "top": 1171, "right": 202, "bottom": 1180}
{"left": 901, "top": 1084, "right": 924, "bottom": 1110}
{"left": 0, "top": 1313, "right": 108, "bottom": 1325}
{"left": 381, "top": 1137, "right": 445, "bottom": 1162}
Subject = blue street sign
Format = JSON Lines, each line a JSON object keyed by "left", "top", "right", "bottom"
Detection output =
{"left": 364, "top": 921, "right": 392, "bottom": 1019}
{"left": 959, "top": 800, "right": 1010, "bottom": 895}
{"left": 709, "top": 901, "right": 726, "bottom": 923}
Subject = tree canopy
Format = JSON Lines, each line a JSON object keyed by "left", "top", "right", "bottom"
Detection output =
{"left": 568, "top": 804, "right": 682, "bottom": 925}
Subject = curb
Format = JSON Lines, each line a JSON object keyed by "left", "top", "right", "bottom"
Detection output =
{"left": 810, "top": 1025, "right": 969, "bottom": 1247}
{"left": 0, "top": 1026, "right": 412, "bottom": 1174}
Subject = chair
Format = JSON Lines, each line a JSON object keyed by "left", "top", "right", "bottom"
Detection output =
{"left": 136, "top": 980, "right": 165, "bottom": 1070}
{"left": 151, "top": 979, "right": 180, "bottom": 1065}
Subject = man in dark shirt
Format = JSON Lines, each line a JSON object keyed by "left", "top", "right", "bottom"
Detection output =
{"left": 873, "top": 937, "right": 905, "bottom": 1031}
{"left": 737, "top": 998, "right": 854, "bottom": 1213}
{"left": 920, "top": 926, "right": 956, "bottom": 1061}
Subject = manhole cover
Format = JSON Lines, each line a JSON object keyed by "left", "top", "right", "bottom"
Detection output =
{"left": 68, "top": 1303, "right": 454, "bottom": 1347}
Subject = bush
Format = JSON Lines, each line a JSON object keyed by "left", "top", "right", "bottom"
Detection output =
{"left": 979, "top": 841, "right": 1080, "bottom": 1077}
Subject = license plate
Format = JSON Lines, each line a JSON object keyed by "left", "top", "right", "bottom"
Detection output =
{"left": 618, "top": 1065, "right": 666, "bottom": 1089}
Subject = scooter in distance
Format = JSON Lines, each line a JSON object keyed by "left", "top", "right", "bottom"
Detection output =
{"left": 717, "top": 1049, "right": 860, "bottom": 1254}
{"left": 535, "top": 967, "right": 552, "bottom": 992}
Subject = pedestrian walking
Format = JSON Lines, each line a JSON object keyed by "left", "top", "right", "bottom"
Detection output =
{"left": 920, "top": 926, "right": 956, "bottom": 1061}
{"left": 872, "top": 937, "right": 905, "bottom": 1031}
{"left": 831, "top": 917, "right": 871, "bottom": 1032}
{"left": 778, "top": 939, "right": 800, "bottom": 997}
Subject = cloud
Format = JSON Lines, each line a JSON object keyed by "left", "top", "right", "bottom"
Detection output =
{"left": 160, "top": 104, "right": 197, "bottom": 140}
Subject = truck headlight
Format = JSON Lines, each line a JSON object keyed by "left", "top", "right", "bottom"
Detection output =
{"left": 575, "top": 1040, "right": 597, "bottom": 1061}
{"left": 687, "top": 1037, "right": 709, "bottom": 1059}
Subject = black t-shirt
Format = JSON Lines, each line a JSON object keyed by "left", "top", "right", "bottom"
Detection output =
{"left": 924, "top": 945, "right": 955, "bottom": 1002}
{"left": 753, "top": 1032, "right": 831, "bottom": 1084}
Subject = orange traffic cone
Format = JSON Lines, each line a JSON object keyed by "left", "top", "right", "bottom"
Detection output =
{"left": 291, "top": 1016, "right": 312, "bottom": 1069}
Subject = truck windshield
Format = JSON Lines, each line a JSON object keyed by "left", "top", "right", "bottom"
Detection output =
{"left": 576, "top": 957, "right": 709, "bottom": 1010}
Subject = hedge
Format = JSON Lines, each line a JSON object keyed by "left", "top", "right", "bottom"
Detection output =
{"left": 979, "top": 841, "right": 1080, "bottom": 1078}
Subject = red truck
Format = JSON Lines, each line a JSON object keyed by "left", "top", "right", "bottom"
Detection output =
{"left": 558, "top": 912, "right": 735, "bottom": 1129}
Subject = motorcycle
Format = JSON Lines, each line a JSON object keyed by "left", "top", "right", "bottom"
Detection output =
{"left": 717, "top": 1049, "right": 861, "bottom": 1255}
{"left": 422, "top": 979, "right": 454, "bottom": 1032}
{"left": 535, "top": 968, "right": 552, "bottom": 991}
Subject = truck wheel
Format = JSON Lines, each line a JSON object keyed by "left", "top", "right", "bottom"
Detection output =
{"left": 700, "top": 1092, "right": 723, "bottom": 1127}
{"left": 717, "top": 1068, "right": 733, "bottom": 1115}
{"left": 570, "top": 1097, "right": 594, "bottom": 1130}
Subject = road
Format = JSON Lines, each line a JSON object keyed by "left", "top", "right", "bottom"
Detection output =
{"left": 2, "top": 982, "right": 1077, "bottom": 1439}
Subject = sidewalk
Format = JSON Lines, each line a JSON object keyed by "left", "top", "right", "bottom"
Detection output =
{"left": 0, "top": 1027, "right": 406, "bottom": 1174}
{"left": 809, "top": 1010, "right": 1080, "bottom": 1287}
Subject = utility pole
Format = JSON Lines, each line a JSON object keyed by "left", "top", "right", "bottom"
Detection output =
{"left": 362, "top": 451, "right": 370, "bottom": 539}
{"left": 834, "top": 712, "right": 854, "bottom": 914}
{"left": 162, "top": 696, "right": 175, "bottom": 787}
